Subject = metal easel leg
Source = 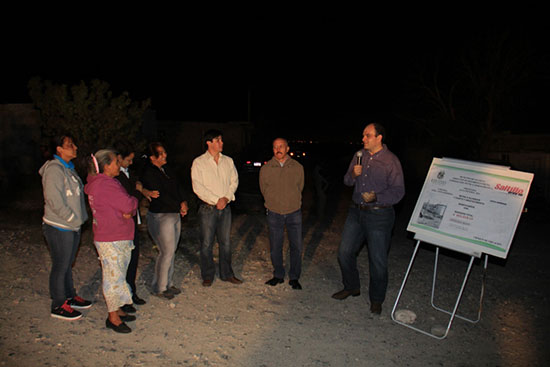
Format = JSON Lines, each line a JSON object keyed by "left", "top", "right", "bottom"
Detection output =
{"left": 431, "top": 251, "right": 488, "bottom": 324}
{"left": 433, "top": 254, "right": 475, "bottom": 338}
{"left": 392, "top": 242, "right": 485, "bottom": 339}
{"left": 391, "top": 240, "right": 421, "bottom": 321}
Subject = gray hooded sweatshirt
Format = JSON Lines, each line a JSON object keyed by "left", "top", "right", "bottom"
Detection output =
{"left": 39, "top": 159, "right": 88, "bottom": 231}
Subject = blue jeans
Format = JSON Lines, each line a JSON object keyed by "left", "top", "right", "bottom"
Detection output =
{"left": 43, "top": 224, "right": 81, "bottom": 309}
{"left": 266, "top": 209, "right": 303, "bottom": 280}
{"left": 198, "top": 204, "right": 234, "bottom": 281}
{"left": 147, "top": 212, "right": 181, "bottom": 293}
{"left": 337, "top": 206, "right": 395, "bottom": 303}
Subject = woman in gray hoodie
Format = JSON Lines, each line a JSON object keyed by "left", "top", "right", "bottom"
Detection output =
{"left": 39, "top": 134, "right": 92, "bottom": 321}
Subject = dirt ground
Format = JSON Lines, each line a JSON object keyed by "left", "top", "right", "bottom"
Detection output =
{"left": 1, "top": 182, "right": 549, "bottom": 367}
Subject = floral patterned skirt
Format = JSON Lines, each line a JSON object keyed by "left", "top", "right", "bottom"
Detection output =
{"left": 94, "top": 240, "right": 135, "bottom": 312}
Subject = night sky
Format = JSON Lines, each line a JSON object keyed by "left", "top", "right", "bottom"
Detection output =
{"left": 3, "top": 13, "right": 549, "bottom": 138}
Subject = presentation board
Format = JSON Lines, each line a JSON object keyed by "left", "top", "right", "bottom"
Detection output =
{"left": 407, "top": 158, "right": 534, "bottom": 259}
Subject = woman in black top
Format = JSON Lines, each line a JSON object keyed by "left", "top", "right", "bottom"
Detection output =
{"left": 140, "top": 142, "right": 188, "bottom": 300}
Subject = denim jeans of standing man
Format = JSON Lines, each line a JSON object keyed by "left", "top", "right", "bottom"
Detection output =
{"left": 198, "top": 204, "right": 234, "bottom": 281}
{"left": 266, "top": 209, "right": 303, "bottom": 280}
{"left": 43, "top": 223, "right": 81, "bottom": 310}
{"left": 337, "top": 206, "right": 395, "bottom": 303}
{"left": 147, "top": 212, "right": 181, "bottom": 294}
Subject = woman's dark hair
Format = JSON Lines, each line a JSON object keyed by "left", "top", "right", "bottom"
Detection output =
{"left": 113, "top": 140, "right": 135, "bottom": 159}
{"left": 203, "top": 129, "right": 223, "bottom": 149}
{"left": 88, "top": 149, "right": 117, "bottom": 175}
{"left": 48, "top": 133, "right": 75, "bottom": 159}
{"left": 148, "top": 142, "right": 165, "bottom": 158}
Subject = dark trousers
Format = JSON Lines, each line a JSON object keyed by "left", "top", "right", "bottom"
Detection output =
{"left": 266, "top": 209, "right": 303, "bottom": 280}
{"left": 43, "top": 223, "right": 81, "bottom": 309}
{"left": 126, "top": 225, "right": 140, "bottom": 296}
{"left": 337, "top": 206, "right": 395, "bottom": 303}
{"left": 198, "top": 204, "right": 234, "bottom": 281}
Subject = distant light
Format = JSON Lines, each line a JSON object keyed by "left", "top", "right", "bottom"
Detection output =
{"left": 246, "top": 161, "right": 251, "bottom": 164}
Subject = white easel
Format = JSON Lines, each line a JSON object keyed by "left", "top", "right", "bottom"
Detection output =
{"left": 391, "top": 235, "right": 488, "bottom": 340}
{"left": 392, "top": 157, "right": 533, "bottom": 339}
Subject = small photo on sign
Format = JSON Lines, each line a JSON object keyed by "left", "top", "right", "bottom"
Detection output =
{"left": 418, "top": 202, "right": 447, "bottom": 229}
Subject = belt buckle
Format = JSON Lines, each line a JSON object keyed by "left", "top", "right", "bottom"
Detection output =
{"left": 356, "top": 203, "right": 386, "bottom": 210}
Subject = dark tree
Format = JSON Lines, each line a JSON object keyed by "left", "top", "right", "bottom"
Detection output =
{"left": 398, "top": 27, "right": 534, "bottom": 160}
{"left": 28, "top": 77, "right": 150, "bottom": 169}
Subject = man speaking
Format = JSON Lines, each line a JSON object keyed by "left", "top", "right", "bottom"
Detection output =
{"left": 332, "top": 123, "right": 405, "bottom": 315}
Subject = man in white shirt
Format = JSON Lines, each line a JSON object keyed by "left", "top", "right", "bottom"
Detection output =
{"left": 191, "top": 129, "right": 241, "bottom": 287}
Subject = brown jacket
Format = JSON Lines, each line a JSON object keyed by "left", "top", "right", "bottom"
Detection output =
{"left": 259, "top": 157, "right": 304, "bottom": 215}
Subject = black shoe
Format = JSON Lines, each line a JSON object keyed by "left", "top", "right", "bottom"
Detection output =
{"left": 265, "top": 277, "right": 284, "bottom": 286}
{"left": 51, "top": 301, "right": 82, "bottom": 321}
{"left": 331, "top": 289, "right": 360, "bottom": 300}
{"left": 121, "top": 304, "right": 136, "bottom": 314}
{"left": 120, "top": 314, "right": 136, "bottom": 322}
{"left": 289, "top": 279, "right": 302, "bottom": 290}
{"left": 132, "top": 294, "right": 146, "bottom": 305}
{"left": 67, "top": 296, "right": 93, "bottom": 310}
{"left": 106, "top": 318, "right": 131, "bottom": 333}
{"left": 153, "top": 290, "right": 174, "bottom": 300}
{"left": 167, "top": 286, "right": 181, "bottom": 295}
{"left": 202, "top": 279, "right": 213, "bottom": 287}
{"left": 370, "top": 302, "right": 382, "bottom": 315}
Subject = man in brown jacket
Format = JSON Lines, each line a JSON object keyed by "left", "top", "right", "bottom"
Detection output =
{"left": 259, "top": 138, "right": 305, "bottom": 289}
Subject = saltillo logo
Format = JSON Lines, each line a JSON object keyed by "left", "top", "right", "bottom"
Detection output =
{"left": 495, "top": 184, "right": 524, "bottom": 196}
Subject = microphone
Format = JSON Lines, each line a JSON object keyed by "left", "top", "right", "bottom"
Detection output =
{"left": 356, "top": 151, "right": 363, "bottom": 165}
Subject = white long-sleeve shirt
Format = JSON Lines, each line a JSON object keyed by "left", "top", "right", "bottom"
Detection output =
{"left": 191, "top": 151, "right": 239, "bottom": 205}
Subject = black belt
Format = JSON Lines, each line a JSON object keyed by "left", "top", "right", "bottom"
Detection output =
{"left": 200, "top": 201, "right": 230, "bottom": 209}
{"left": 352, "top": 203, "right": 392, "bottom": 211}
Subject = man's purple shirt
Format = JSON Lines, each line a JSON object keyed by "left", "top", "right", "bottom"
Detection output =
{"left": 344, "top": 145, "right": 405, "bottom": 206}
